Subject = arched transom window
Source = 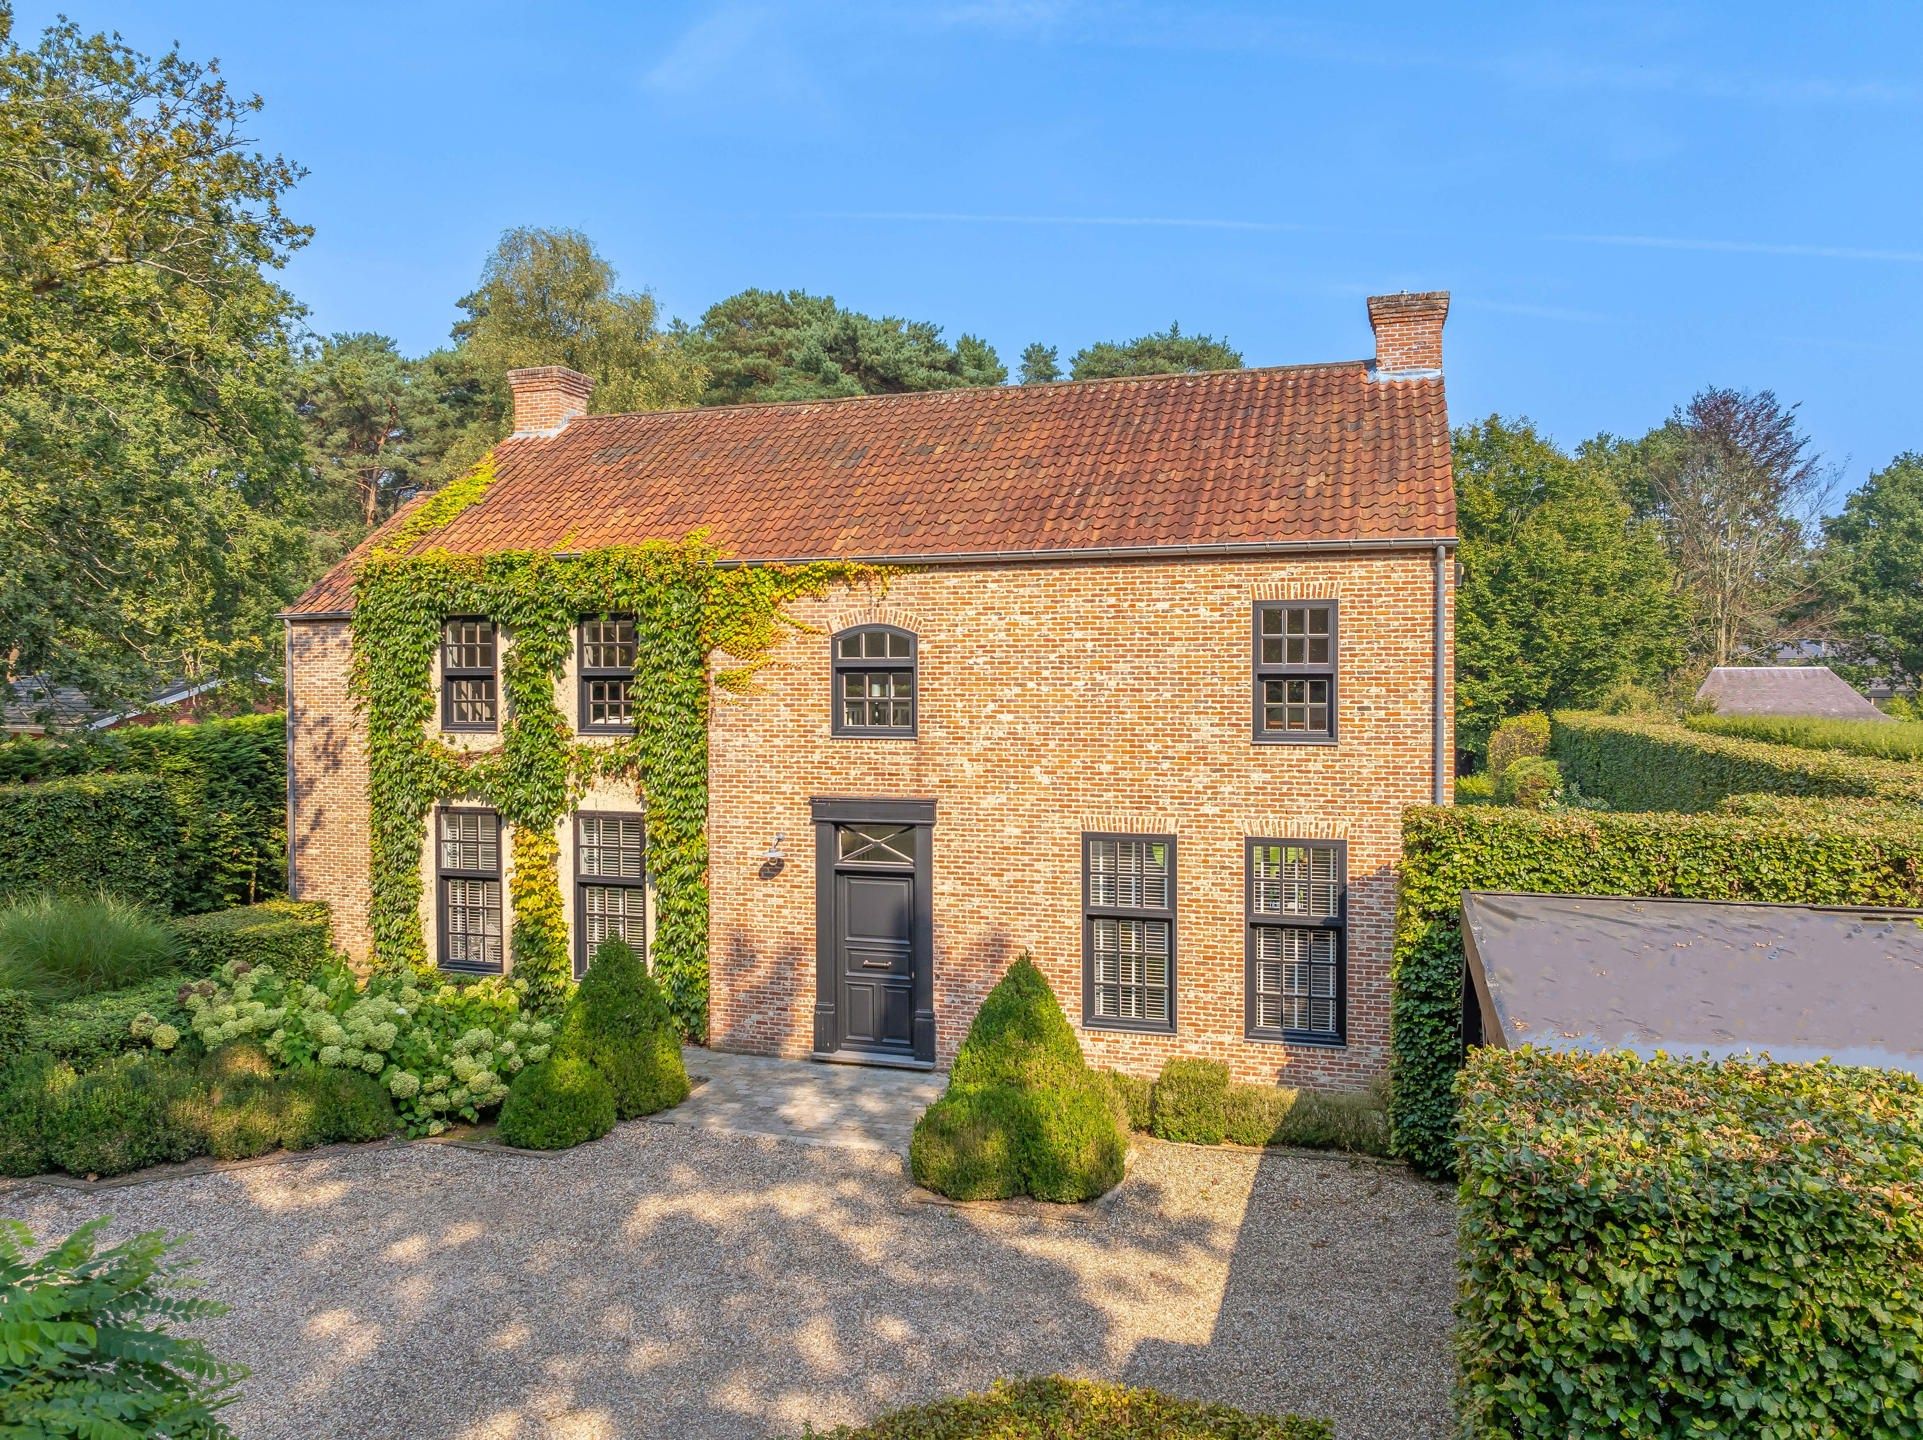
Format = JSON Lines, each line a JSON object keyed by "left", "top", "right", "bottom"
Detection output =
{"left": 831, "top": 625, "right": 917, "bottom": 737}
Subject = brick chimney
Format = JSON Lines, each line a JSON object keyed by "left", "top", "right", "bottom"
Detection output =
{"left": 506, "top": 366, "right": 594, "bottom": 436}
{"left": 1367, "top": 291, "right": 1449, "bottom": 377}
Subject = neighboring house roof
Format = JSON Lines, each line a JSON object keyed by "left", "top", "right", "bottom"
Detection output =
{"left": 1695, "top": 665, "right": 1890, "bottom": 721}
{"left": 1461, "top": 891, "right": 1923, "bottom": 1074}
{"left": 287, "top": 360, "right": 1454, "bottom": 617}
{"left": 2, "top": 676, "right": 230, "bottom": 735}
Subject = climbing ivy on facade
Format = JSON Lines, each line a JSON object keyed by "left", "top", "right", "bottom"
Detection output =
{"left": 350, "top": 528, "right": 871, "bottom": 1033}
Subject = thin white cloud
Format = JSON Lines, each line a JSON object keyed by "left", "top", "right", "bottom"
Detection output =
{"left": 1557, "top": 233, "right": 1923, "bottom": 264}
{"left": 815, "top": 210, "right": 1313, "bottom": 232}
{"left": 642, "top": 4, "right": 822, "bottom": 107}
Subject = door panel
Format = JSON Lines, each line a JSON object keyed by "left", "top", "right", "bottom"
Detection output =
{"left": 836, "top": 870, "right": 917, "bottom": 1054}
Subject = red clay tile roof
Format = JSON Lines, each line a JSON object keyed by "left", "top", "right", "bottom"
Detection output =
{"left": 288, "top": 362, "right": 1453, "bottom": 616}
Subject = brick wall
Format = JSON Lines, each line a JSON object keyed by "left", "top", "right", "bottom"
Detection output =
{"left": 709, "top": 551, "right": 1452, "bottom": 1090}
{"left": 286, "top": 618, "right": 372, "bottom": 963}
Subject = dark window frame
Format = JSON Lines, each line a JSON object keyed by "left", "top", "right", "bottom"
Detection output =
{"left": 435, "top": 805, "right": 504, "bottom": 975}
{"left": 830, "top": 624, "right": 918, "bottom": 738}
{"left": 1081, "top": 831, "right": 1178, "bottom": 1035}
{"left": 1251, "top": 599, "right": 1339, "bottom": 745}
{"left": 576, "top": 614, "right": 638, "bottom": 735}
{"left": 440, "top": 617, "right": 499, "bottom": 734}
{"left": 1243, "top": 836, "right": 1347, "bottom": 1046}
{"left": 572, "top": 809, "right": 647, "bottom": 981}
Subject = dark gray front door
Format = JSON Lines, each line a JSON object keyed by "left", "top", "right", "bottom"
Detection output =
{"left": 812, "top": 798, "right": 937, "bottom": 1066}
{"left": 836, "top": 870, "right": 916, "bottom": 1055}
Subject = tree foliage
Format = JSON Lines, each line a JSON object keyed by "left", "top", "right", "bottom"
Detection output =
{"left": 1453, "top": 417, "right": 1685, "bottom": 757}
{"left": 290, "top": 332, "right": 438, "bottom": 535}
{"left": 1595, "top": 388, "right": 1830, "bottom": 667}
{"left": 0, "top": 1217, "right": 248, "bottom": 1438}
{"left": 680, "top": 286, "right": 1005, "bottom": 405}
{"left": 0, "top": 13, "right": 316, "bottom": 709}
{"left": 1069, "top": 322, "right": 1241, "bottom": 379}
{"left": 1820, "top": 452, "right": 1923, "bottom": 696}
{"left": 1018, "top": 341, "right": 1061, "bottom": 384}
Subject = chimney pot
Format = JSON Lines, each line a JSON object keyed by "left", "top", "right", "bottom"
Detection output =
{"left": 1366, "top": 291, "right": 1449, "bottom": 377}
{"left": 506, "top": 366, "right": 595, "bottom": 435}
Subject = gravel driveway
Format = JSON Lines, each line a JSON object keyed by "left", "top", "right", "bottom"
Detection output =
{"left": 3, "top": 1106, "right": 1458, "bottom": 1438}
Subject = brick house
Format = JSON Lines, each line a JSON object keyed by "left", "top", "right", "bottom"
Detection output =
{"left": 283, "top": 291, "right": 1455, "bottom": 1089}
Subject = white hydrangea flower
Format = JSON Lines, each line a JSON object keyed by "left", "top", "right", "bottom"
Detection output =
{"left": 389, "top": 1070, "right": 422, "bottom": 1099}
{"left": 150, "top": 1024, "right": 180, "bottom": 1051}
{"left": 361, "top": 1050, "right": 384, "bottom": 1073}
{"left": 318, "top": 1044, "right": 344, "bottom": 1068}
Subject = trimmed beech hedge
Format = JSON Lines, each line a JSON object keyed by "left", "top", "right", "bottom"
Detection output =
{"left": 170, "top": 901, "right": 332, "bottom": 983}
{"left": 1391, "top": 805, "right": 1923, "bottom": 1178}
{"left": 1457, "top": 1048, "right": 1923, "bottom": 1439}
{"left": 0, "top": 713, "right": 286, "bottom": 913}
{"left": 1550, "top": 710, "right": 1923, "bottom": 811}
{"left": 0, "top": 775, "right": 178, "bottom": 909}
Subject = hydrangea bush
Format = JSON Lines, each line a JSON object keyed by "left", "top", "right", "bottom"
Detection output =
{"left": 174, "top": 959, "right": 553, "bottom": 1135}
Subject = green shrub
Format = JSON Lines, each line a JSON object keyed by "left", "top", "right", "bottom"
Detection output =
{"left": 275, "top": 1067, "right": 396, "bottom": 1149}
{"left": 909, "top": 1084, "right": 1027, "bottom": 1201}
{"left": 564, "top": 938, "right": 689, "bottom": 1119}
{"left": 1222, "top": 1083, "right": 1288, "bottom": 1146}
{"left": 0, "top": 1218, "right": 248, "bottom": 1439}
{"left": 1149, "top": 1057, "right": 1231, "bottom": 1145}
{"left": 0, "top": 987, "right": 30, "bottom": 1067}
{"left": 495, "top": 1050, "right": 616, "bottom": 1150}
{"left": 911, "top": 955, "right": 1126, "bottom": 1203}
{"left": 1452, "top": 773, "right": 1496, "bottom": 805}
{"left": 1689, "top": 710, "right": 1923, "bottom": 761}
{"left": 0, "top": 892, "right": 183, "bottom": 1002}
{"left": 27, "top": 974, "right": 194, "bottom": 1069}
{"left": 1595, "top": 680, "right": 1664, "bottom": 716}
{"left": 0, "top": 1051, "right": 73, "bottom": 1178}
{"left": 1457, "top": 1048, "right": 1923, "bottom": 1440}
{"left": 795, "top": 1375, "right": 1330, "bottom": 1439}
{"left": 1493, "top": 755, "right": 1562, "bottom": 809}
{"left": 1485, "top": 711, "right": 1550, "bottom": 780}
{"left": 949, "top": 954, "right": 1083, "bottom": 1088}
{"left": 0, "top": 774, "right": 178, "bottom": 910}
{"left": 1391, "top": 804, "right": 1923, "bottom": 1178}
{"left": 1098, "top": 1068, "right": 1152, "bottom": 1131}
{"left": 1019, "top": 1070, "right": 1127, "bottom": 1202}
{"left": 44, "top": 1052, "right": 199, "bottom": 1177}
{"left": 1551, "top": 710, "right": 1923, "bottom": 811}
{"left": 1219, "top": 1082, "right": 1393, "bottom": 1154}
{"left": 0, "top": 712, "right": 288, "bottom": 913}
{"left": 170, "top": 901, "right": 332, "bottom": 983}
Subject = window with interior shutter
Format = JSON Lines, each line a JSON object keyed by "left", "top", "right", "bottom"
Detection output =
{"left": 575, "top": 811, "right": 646, "bottom": 978}
{"left": 1082, "top": 834, "right": 1175, "bottom": 1031}
{"left": 437, "top": 808, "right": 503, "bottom": 973}
{"left": 1246, "top": 839, "right": 1345, "bottom": 1043}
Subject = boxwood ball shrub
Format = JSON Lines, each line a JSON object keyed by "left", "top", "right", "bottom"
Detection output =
{"left": 1457, "top": 1048, "right": 1923, "bottom": 1440}
{"left": 564, "top": 937, "right": 689, "bottom": 1119}
{"left": 1493, "top": 755, "right": 1563, "bottom": 809}
{"left": 911, "top": 955, "right": 1126, "bottom": 1204}
{"left": 793, "top": 1375, "right": 1331, "bottom": 1439}
{"left": 43, "top": 1052, "right": 200, "bottom": 1178}
{"left": 1149, "top": 1057, "right": 1231, "bottom": 1145}
{"left": 0, "top": 1051, "right": 73, "bottom": 1178}
{"left": 496, "top": 1049, "right": 617, "bottom": 1150}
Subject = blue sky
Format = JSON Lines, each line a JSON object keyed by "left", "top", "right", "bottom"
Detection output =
{"left": 22, "top": 1, "right": 1923, "bottom": 497}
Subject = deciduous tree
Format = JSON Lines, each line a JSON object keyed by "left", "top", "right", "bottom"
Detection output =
{"left": 0, "top": 13, "right": 314, "bottom": 710}
{"left": 1455, "top": 417, "right": 1686, "bottom": 757}
{"left": 1820, "top": 452, "right": 1923, "bottom": 697}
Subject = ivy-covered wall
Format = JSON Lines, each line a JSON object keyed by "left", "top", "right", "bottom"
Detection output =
{"left": 350, "top": 537, "right": 867, "bottom": 1031}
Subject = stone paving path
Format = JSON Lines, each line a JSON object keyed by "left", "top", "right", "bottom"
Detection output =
{"left": 660, "top": 1047, "right": 946, "bottom": 1154}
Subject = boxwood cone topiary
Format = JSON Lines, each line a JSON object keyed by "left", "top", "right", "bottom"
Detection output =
{"left": 1149, "top": 1057, "right": 1231, "bottom": 1144}
{"left": 497, "top": 1050, "right": 617, "bottom": 1150}
{"left": 565, "top": 937, "right": 690, "bottom": 1120}
{"left": 911, "top": 954, "right": 1126, "bottom": 1203}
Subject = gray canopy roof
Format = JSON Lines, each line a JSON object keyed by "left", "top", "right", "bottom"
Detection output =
{"left": 1462, "top": 891, "right": 1923, "bottom": 1074}
{"left": 1695, "top": 665, "right": 1889, "bottom": 720}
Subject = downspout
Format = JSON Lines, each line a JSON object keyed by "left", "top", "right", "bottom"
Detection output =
{"left": 1432, "top": 544, "right": 1448, "bottom": 805}
{"left": 283, "top": 620, "right": 297, "bottom": 899}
